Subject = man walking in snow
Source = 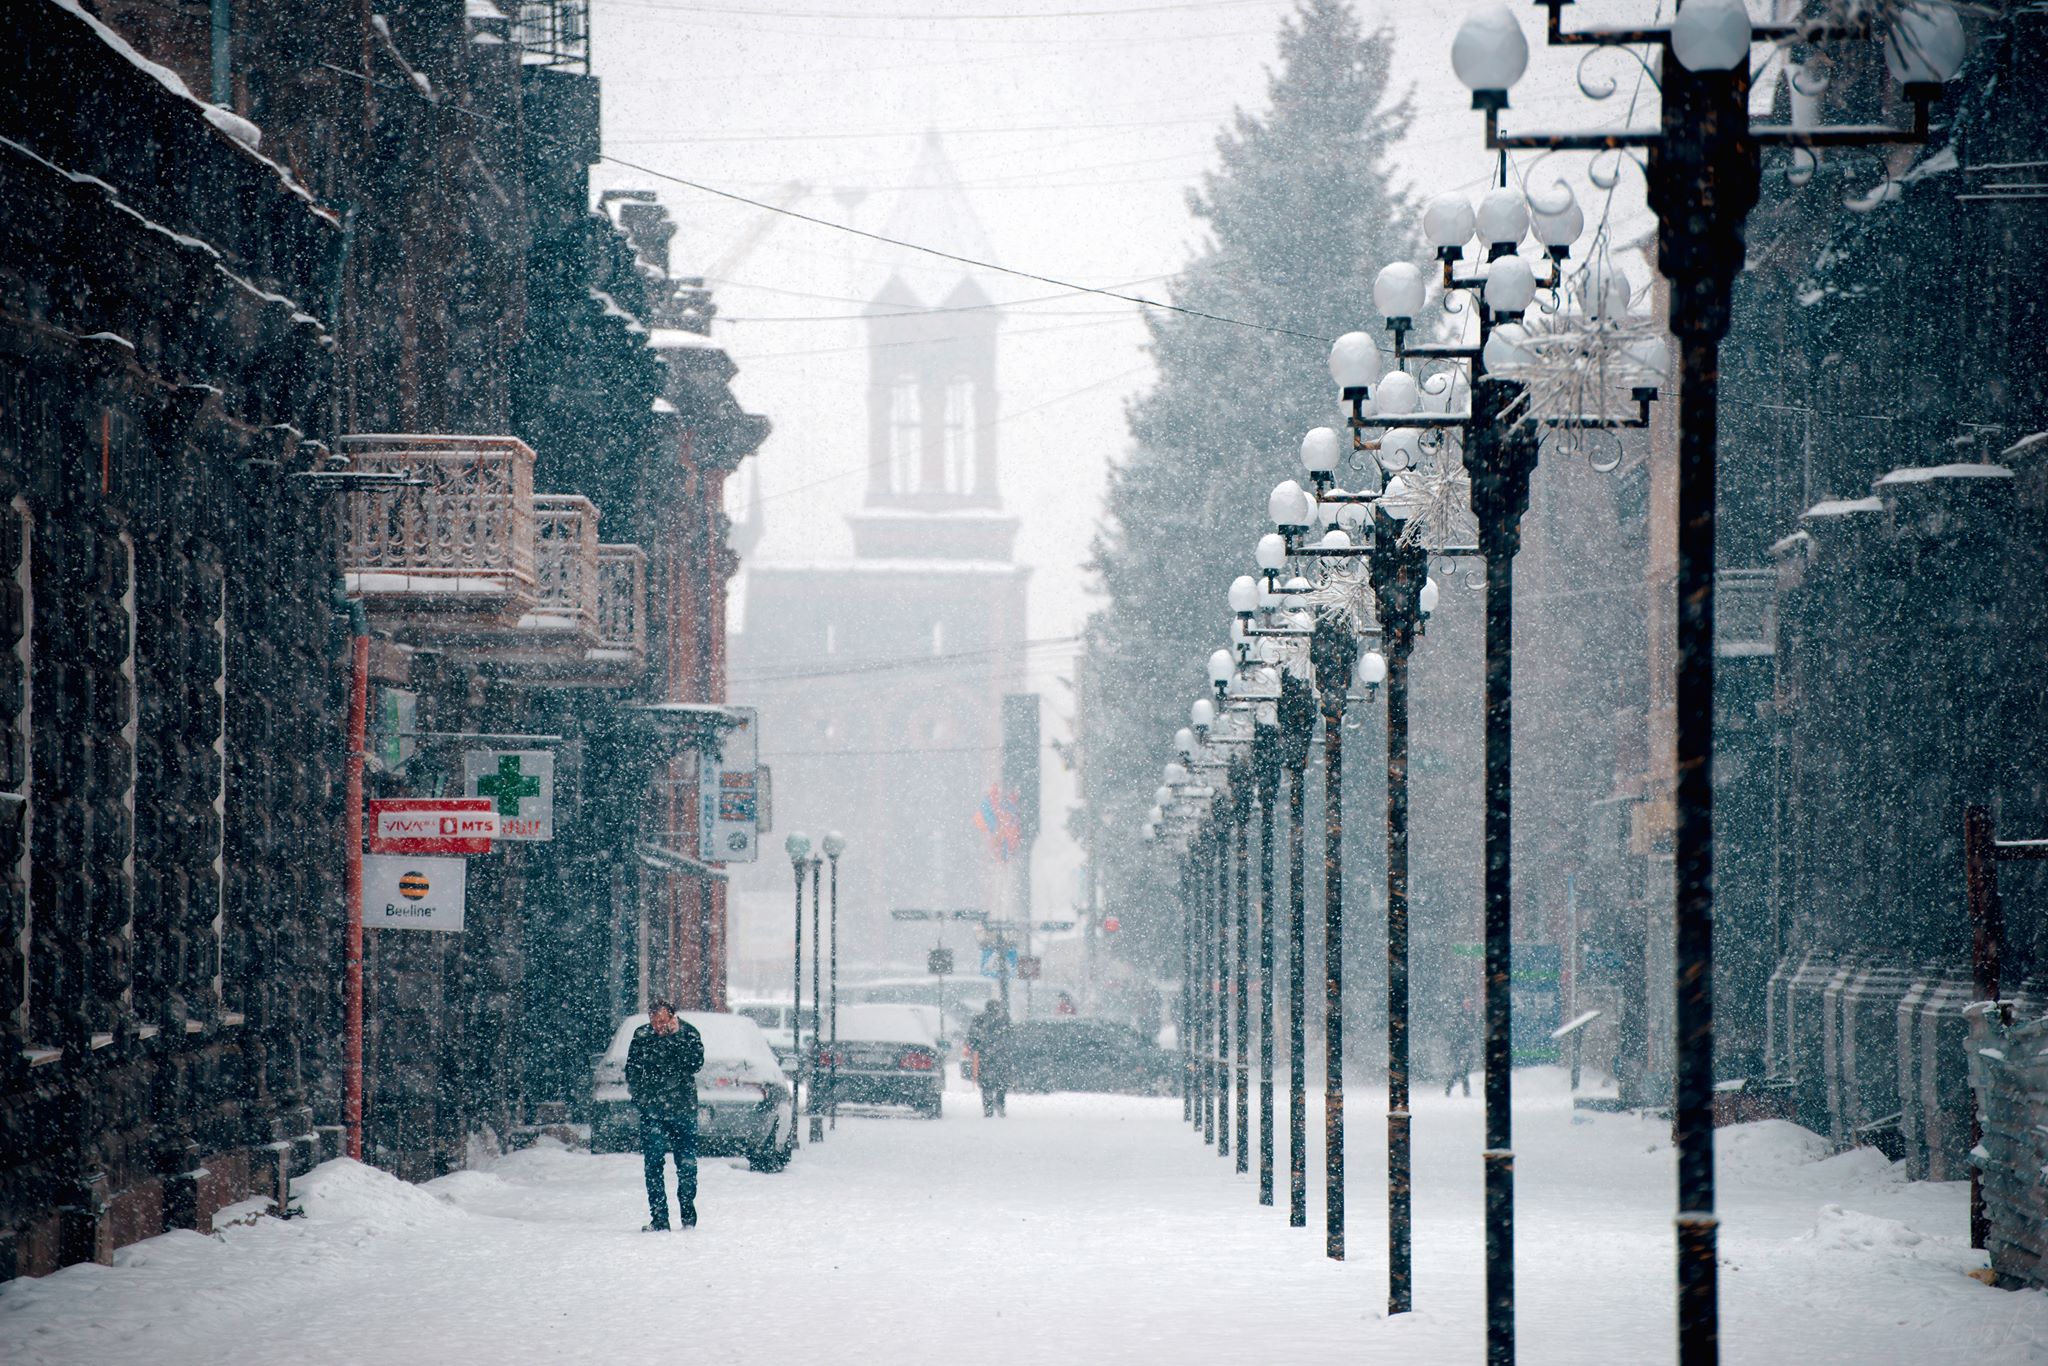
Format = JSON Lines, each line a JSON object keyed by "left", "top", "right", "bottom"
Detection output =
{"left": 626, "top": 1002, "right": 704, "bottom": 1230}
{"left": 966, "top": 999, "right": 1012, "bottom": 1118}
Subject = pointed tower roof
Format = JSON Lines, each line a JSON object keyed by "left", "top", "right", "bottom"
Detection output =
{"left": 880, "top": 131, "right": 994, "bottom": 265}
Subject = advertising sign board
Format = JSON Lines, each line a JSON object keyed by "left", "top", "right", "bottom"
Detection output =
{"left": 368, "top": 798, "right": 497, "bottom": 855}
{"left": 362, "top": 854, "right": 467, "bottom": 932}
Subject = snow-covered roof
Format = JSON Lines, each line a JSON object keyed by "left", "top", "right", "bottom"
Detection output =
{"left": 648, "top": 327, "right": 721, "bottom": 352}
{"left": 1802, "top": 496, "right": 1883, "bottom": 519}
{"left": 51, "top": 0, "right": 328, "bottom": 214}
{"left": 588, "top": 287, "right": 647, "bottom": 335}
{"left": 1874, "top": 462, "right": 2014, "bottom": 486}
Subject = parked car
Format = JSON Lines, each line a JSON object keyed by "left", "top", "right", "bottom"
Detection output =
{"left": 1007, "top": 1018, "right": 1179, "bottom": 1096}
{"left": 590, "top": 1011, "right": 796, "bottom": 1170}
{"left": 812, "top": 1003, "right": 944, "bottom": 1117}
{"left": 732, "top": 1000, "right": 817, "bottom": 1078}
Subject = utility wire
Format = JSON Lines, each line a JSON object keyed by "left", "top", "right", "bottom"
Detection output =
{"left": 317, "top": 61, "right": 1328, "bottom": 345}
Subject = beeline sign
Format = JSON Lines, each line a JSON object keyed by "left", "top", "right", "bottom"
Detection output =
{"left": 369, "top": 798, "right": 498, "bottom": 854}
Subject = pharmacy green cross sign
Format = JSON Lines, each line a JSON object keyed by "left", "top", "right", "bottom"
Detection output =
{"left": 462, "top": 748, "right": 555, "bottom": 842}
{"left": 476, "top": 755, "right": 539, "bottom": 816}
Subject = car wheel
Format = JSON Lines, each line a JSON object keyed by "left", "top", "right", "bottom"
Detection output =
{"left": 921, "top": 1089, "right": 943, "bottom": 1120}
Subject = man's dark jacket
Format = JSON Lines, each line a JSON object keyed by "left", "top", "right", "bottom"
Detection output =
{"left": 625, "top": 1020, "right": 704, "bottom": 1115}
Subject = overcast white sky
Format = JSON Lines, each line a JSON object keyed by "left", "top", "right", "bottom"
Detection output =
{"left": 586, "top": 0, "right": 1672, "bottom": 924}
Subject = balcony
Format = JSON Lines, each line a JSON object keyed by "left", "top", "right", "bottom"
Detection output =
{"left": 341, "top": 434, "right": 645, "bottom": 686}
{"left": 340, "top": 434, "right": 538, "bottom": 628}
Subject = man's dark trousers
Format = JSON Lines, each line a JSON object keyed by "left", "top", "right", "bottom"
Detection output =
{"left": 641, "top": 1108, "right": 698, "bottom": 1229}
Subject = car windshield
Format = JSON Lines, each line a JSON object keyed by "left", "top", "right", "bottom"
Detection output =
{"left": 681, "top": 1011, "right": 779, "bottom": 1070}
{"left": 836, "top": 1003, "right": 936, "bottom": 1044}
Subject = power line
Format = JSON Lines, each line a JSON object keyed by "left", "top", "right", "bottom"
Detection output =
{"left": 317, "top": 62, "right": 1326, "bottom": 345}
{"left": 601, "top": 0, "right": 1279, "bottom": 25}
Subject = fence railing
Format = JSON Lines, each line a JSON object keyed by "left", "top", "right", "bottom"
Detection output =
{"left": 530, "top": 495, "right": 600, "bottom": 641}
{"left": 339, "top": 435, "right": 537, "bottom": 623}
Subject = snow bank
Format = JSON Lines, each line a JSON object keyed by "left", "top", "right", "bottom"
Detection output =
{"left": 291, "top": 1159, "right": 463, "bottom": 1234}
{"left": 1800, "top": 1204, "right": 1930, "bottom": 1257}
{"left": 1716, "top": 1118, "right": 1833, "bottom": 1174}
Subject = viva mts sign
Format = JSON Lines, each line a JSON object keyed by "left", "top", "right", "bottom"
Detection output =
{"left": 369, "top": 798, "right": 498, "bottom": 855}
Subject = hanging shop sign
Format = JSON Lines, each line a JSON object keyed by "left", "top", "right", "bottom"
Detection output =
{"left": 363, "top": 854, "right": 467, "bottom": 932}
{"left": 368, "top": 798, "right": 497, "bottom": 855}
{"left": 697, "top": 708, "right": 760, "bottom": 864}
{"left": 464, "top": 750, "right": 554, "bottom": 841}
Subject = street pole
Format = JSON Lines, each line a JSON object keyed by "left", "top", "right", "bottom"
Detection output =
{"left": 1369, "top": 516, "right": 1425, "bottom": 1315}
{"left": 1217, "top": 812, "right": 1232, "bottom": 1161}
{"left": 1182, "top": 853, "right": 1196, "bottom": 1125}
{"left": 784, "top": 834, "right": 809, "bottom": 1151}
{"left": 1255, "top": 724, "right": 1279, "bottom": 1207}
{"left": 829, "top": 851, "right": 840, "bottom": 1131}
{"left": 1234, "top": 755, "right": 1251, "bottom": 1174}
{"left": 1310, "top": 616, "right": 1358, "bottom": 1262}
{"left": 810, "top": 856, "right": 824, "bottom": 1141}
{"left": 1280, "top": 673, "right": 1314, "bottom": 1228}
{"left": 1196, "top": 827, "right": 1212, "bottom": 1146}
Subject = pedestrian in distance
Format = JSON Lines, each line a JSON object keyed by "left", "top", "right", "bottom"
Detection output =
{"left": 627, "top": 1001, "right": 704, "bottom": 1231}
{"left": 966, "top": 999, "right": 1012, "bottom": 1118}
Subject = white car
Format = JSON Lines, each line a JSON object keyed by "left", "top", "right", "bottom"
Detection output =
{"left": 591, "top": 1011, "right": 796, "bottom": 1171}
{"left": 732, "top": 1000, "right": 817, "bottom": 1078}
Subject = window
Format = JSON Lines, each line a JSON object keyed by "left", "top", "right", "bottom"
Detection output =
{"left": 887, "top": 377, "right": 920, "bottom": 494}
{"left": 941, "top": 376, "right": 973, "bottom": 494}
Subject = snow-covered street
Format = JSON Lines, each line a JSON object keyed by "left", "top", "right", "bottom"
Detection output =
{"left": 3, "top": 1069, "right": 2041, "bottom": 1365}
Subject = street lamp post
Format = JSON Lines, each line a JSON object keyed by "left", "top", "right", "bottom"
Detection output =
{"left": 824, "top": 832, "right": 846, "bottom": 1133}
{"left": 1278, "top": 673, "right": 1315, "bottom": 1228}
{"left": 809, "top": 852, "right": 824, "bottom": 1141}
{"left": 1232, "top": 752, "right": 1252, "bottom": 1174}
{"left": 1253, "top": 721, "right": 1280, "bottom": 1207}
{"left": 784, "top": 833, "right": 810, "bottom": 1151}
{"left": 1451, "top": 5, "right": 1959, "bottom": 1360}
{"left": 1308, "top": 614, "right": 1358, "bottom": 1262}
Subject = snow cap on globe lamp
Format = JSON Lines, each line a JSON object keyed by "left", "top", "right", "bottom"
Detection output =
{"left": 1300, "top": 426, "right": 1342, "bottom": 478}
{"left": 1373, "top": 262, "right": 1427, "bottom": 322}
{"left": 1420, "top": 577, "right": 1441, "bottom": 616}
{"left": 1484, "top": 256, "right": 1538, "bottom": 315}
{"left": 1174, "top": 726, "right": 1197, "bottom": 756}
{"left": 1373, "top": 369, "right": 1420, "bottom": 416}
{"left": 1337, "top": 501, "right": 1369, "bottom": 534}
{"left": 1885, "top": 3, "right": 1966, "bottom": 87}
{"left": 784, "top": 832, "right": 810, "bottom": 862}
{"left": 1328, "top": 331, "right": 1385, "bottom": 395}
{"left": 1207, "top": 649, "right": 1234, "bottom": 686}
{"left": 1256, "top": 532, "right": 1287, "bottom": 573}
{"left": 822, "top": 831, "right": 847, "bottom": 858}
{"left": 1191, "top": 697, "right": 1216, "bottom": 729}
{"left": 1268, "top": 478, "right": 1312, "bottom": 528}
{"left": 1476, "top": 188, "right": 1530, "bottom": 249}
{"left": 1423, "top": 193, "right": 1477, "bottom": 252}
{"left": 1420, "top": 369, "right": 1467, "bottom": 414}
{"left": 1229, "top": 574, "right": 1259, "bottom": 616}
{"left": 1163, "top": 761, "right": 1189, "bottom": 786}
{"left": 1154, "top": 785, "right": 1174, "bottom": 808}
{"left": 1453, "top": 4, "right": 1529, "bottom": 96}
{"left": 1356, "top": 650, "right": 1388, "bottom": 689}
{"left": 1380, "top": 426, "right": 1421, "bottom": 472}
{"left": 1141, "top": 823, "right": 1157, "bottom": 841}
{"left": 1530, "top": 183, "right": 1584, "bottom": 253}
{"left": 1671, "top": 0, "right": 1752, "bottom": 72}
{"left": 1482, "top": 321, "right": 1536, "bottom": 378}
{"left": 1147, "top": 805, "right": 1164, "bottom": 824}
{"left": 1319, "top": 528, "right": 1352, "bottom": 550}
{"left": 1381, "top": 473, "right": 1416, "bottom": 520}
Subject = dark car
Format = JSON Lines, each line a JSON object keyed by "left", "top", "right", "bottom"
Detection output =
{"left": 812, "top": 1003, "right": 944, "bottom": 1117}
{"left": 1008, "top": 1018, "right": 1178, "bottom": 1096}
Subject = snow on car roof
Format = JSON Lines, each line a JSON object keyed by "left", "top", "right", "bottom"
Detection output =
{"left": 604, "top": 1011, "right": 778, "bottom": 1068}
{"left": 835, "top": 1003, "right": 937, "bottom": 1044}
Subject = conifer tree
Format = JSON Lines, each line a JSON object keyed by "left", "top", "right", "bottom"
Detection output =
{"left": 1077, "top": 0, "right": 1418, "bottom": 963}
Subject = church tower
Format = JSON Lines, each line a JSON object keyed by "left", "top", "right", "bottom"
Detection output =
{"left": 726, "top": 132, "right": 1031, "bottom": 990}
{"left": 854, "top": 134, "right": 1016, "bottom": 561}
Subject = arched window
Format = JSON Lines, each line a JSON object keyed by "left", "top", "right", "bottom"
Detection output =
{"left": 887, "top": 377, "right": 920, "bottom": 494}
{"left": 941, "top": 376, "right": 973, "bottom": 494}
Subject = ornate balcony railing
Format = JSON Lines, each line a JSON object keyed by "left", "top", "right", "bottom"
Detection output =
{"left": 527, "top": 495, "right": 600, "bottom": 642}
{"left": 340, "top": 434, "right": 537, "bottom": 626}
{"left": 592, "top": 543, "right": 648, "bottom": 677}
